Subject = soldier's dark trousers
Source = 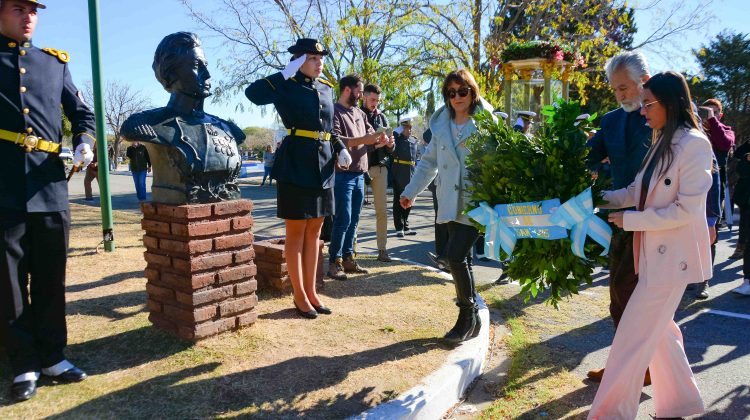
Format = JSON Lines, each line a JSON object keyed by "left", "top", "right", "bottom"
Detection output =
{"left": 392, "top": 182, "right": 412, "bottom": 231}
{"left": 0, "top": 210, "right": 69, "bottom": 376}
{"left": 608, "top": 230, "right": 639, "bottom": 329}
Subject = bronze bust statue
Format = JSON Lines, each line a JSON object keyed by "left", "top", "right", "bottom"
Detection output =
{"left": 121, "top": 32, "right": 246, "bottom": 204}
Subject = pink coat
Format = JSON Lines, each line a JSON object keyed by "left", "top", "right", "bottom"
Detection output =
{"left": 602, "top": 127, "right": 713, "bottom": 286}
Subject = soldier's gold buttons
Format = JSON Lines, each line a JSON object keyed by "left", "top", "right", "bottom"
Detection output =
{"left": 20, "top": 86, "right": 27, "bottom": 93}
{"left": 26, "top": 127, "right": 33, "bottom": 134}
{"left": 8, "top": 42, "right": 17, "bottom": 48}
{"left": 20, "top": 67, "right": 26, "bottom": 74}
{"left": 23, "top": 108, "right": 30, "bottom": 114}
{"left": 23, "top": 42, "right": 30, "bottom": 48}
{"left": 19, "top": 50, "right": 26, "bottom": 56}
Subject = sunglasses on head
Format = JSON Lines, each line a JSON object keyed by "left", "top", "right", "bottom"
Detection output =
{"left": 447, "top": 86, "right": 471, "bottom": 99}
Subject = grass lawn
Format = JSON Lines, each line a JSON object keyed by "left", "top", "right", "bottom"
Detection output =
{"left": 0, "top": 204, "right": 459, "bottom": 419}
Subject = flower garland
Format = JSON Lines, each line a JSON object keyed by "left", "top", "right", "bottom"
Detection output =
{"left": 500, "top": 41, "right": 586, "bottom": 69}
{"left": 465, "top": 100, "right": 607, "bottom": 307}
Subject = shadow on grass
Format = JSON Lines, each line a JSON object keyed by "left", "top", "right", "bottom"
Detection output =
{"left": 66, "top": 270, "right": 143, "bottom": 293}
{"left": 67, "top": 290, "right": 146, "bottom": 321}
{"left": 48, "top": 338, "right": 440, "bottom": 419}
{"left": 321, "top": 267, "right": 452, "bottom": 299}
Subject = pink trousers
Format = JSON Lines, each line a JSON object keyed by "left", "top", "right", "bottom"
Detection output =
{"left": 588, "top": 277, "right": 704, "bottom": 419}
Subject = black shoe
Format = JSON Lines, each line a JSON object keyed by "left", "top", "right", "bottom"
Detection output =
{"left": 470, "top": 308, "right": 482, "bottom": 338}
{"left": 443, "top": 307, "right": 476, "bottom": 344}
{"left": 495, "top": 272, "right": 510, "bottom": 285}
{"left": 312, "top": 304, "right": 332, "bottom": 315}
{"left": 45, "top": 366, "right": 88, "bottom": 383}
{"left": 427, "top": 252, "right": 450, "bottom": 273}
{"left": 404, "top": 229, "right": 417, "bottom": 236}
{"left": 294, "top": 302, "right": 318, "bottom": 319}
{"left": 10, "top": 380, "right": 37, "bottom": 402}
{"left": 695, "top": 282, "right": 709, "bottom": 300}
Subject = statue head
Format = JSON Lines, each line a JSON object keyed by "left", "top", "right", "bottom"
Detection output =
{"left": 152, "top": 32, "right": 211, "bottom": 99}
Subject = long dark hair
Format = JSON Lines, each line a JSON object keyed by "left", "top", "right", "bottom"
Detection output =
{"left": 640, "top": 71, "right": 701, "bottom": 175}
{"left": 441, "top": 69, "right": 481, "bottom": 119}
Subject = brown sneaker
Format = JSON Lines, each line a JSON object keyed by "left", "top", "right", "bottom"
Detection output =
{"left": 327, "top": 260, "right": 348, "bottom": 281}
{"left": 377, "top": 249, "right": 392, "bottom": 263}
{"left": 587, "top": 368, "right": 605, "bottom": 382}
{"left": 342, "top": 255, "right": 369, "bottom": 274}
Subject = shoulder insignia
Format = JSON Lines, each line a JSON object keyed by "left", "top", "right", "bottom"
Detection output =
{"left": 42, "top": 47, "right": 70, "bottom": 63}
{"left": 262, "top": 78, "right": 276, "bottom": 90}
{"left": 317, "top": 78, "right": 334, "bottom": 88}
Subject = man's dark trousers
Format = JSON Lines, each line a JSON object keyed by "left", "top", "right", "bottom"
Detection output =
{"left": 392, "top": 180, "right": 412, "bottom": 232}
{"left": 0, "top": 210, "right": 69, "bottom": 376}
{"left": 608, "top": 230, "right": 638, "bottom": 328}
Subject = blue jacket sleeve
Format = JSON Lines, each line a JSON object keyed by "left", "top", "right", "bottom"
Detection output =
{"left": 706, "top": 155, "right": 722, "bottom": 225}
{"left": 61, "top": 64, "right": 96, "bottom": 148}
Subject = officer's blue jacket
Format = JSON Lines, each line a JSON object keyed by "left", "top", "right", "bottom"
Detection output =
{"left": 245, "top": 71, "right": 345, "bottom": 189}
{"left": 0, "top": 34, "right": 95, "bottom": 212}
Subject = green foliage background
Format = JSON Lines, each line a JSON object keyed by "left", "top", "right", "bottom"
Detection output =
{"left": 466, "top": 100, "right": 610, "bottom": 307}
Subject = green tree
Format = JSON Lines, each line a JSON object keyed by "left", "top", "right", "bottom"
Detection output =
{"left": 694, "top": 32, "right": 750, "bottom": 142}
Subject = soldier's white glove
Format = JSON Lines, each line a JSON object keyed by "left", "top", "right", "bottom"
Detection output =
{"left": 281, "top": 54, "right": 307, "bottom": 80}
{"left": 338, "top": 148, "right": 352, "bottom": 169}
{"left": 73, "top": 143, "right": 94, "bottom": 169}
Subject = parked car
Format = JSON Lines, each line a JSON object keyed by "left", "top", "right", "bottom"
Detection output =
{"left": 59, "top": 147, "right": 73, "bottom": 162}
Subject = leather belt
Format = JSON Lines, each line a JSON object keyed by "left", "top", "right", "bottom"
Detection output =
{"left": 287, "top": 128, "right": 331, "bottom": 141}
{"left": 393, "top": 159, "right": 415, "bottom": 166}
{"left": 0, "top": 129, "right": 61, "bottom": 153}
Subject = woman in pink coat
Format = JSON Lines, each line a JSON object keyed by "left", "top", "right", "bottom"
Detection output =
{"left": 588, "top": 71, "right": 711, "bottom": 419}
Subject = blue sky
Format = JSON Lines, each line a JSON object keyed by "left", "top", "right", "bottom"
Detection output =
{"left": 30, "top": 0, "right": 750, "bottom": 129}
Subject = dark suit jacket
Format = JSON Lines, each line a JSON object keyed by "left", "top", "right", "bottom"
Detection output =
{"left": 586, "top": 108, "right": 651, "bottom": 190}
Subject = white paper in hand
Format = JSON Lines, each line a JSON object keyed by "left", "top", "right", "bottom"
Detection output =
{"left": 282, "top": 54, "right": 307, "bottom": 80}
{"left": 338, "top": 148, "right": 352, "bottom": 168}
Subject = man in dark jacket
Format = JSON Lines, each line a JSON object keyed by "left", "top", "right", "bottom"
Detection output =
{"left": 702, "top": 98, "right": 736, "bottom": 228}
{"left": 126, "top": 141, "right": 151, "bottom": 201}
{"left": 585, "top": 51, "right": 652, "bottom": 384}
{"left": 0, "top": 0, "right": 95, "bottom": 401}
{"left": 392, "top": 117, "right": 419, "bottom": 237}
{"left": 361, "top": 83, "right": 394, "bottom": 262}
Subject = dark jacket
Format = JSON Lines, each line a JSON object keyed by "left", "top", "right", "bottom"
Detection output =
{"left": 245, "top": 71, "right": 345, "bottom": 189}
{"left": 586, "top": 108, "right": 651, "bottom": 190}
{"left": 362, "top": 106, "right": 392, "bottom": 167}
{"left": 391, "top": 131, "right": 418, "bottom": 188}
{"left": 0, "top": 35, "right": 96, "bottom": 212}
{"left": 126, "top": 144, "right": 151, "bottom": 172}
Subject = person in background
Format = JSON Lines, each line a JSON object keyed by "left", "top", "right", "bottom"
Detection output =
{"left": 126, "top": 140, "right": 151, "bottom": 202}
{"left": 732, "top": 140, "right": 750, "bottom": 296}
{"left": 589, "top": 71, "right": 709, "bottom": 420}
{"left": 361, "top": 83, "right": 394, "bottom": 262}
{"left": 108, "top": 145, "right": 117, "bottom": 171}
{"left": 702, "top": 98, "right": 735, "bottom": 229}
{"left": 83, "top": 145, "right": 99, "bottom": 201}
{"left": 391, "top": 117, "right": 419, "bottom": 238}
{"left": 260, "top": 144, "right": 274, "bottom": 187}
{"left": 245, "top": 38, "right": 352, "bottom": 319}
{"left": 400, "top": 69, "right": 493, "bottom": 344}
{"left": 513, "top": 110, "right": 536, "bottom": 137}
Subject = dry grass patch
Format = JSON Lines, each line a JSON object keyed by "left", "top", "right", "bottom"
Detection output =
{"left": 0, "top": 204, "right": 459, "bottom": 419}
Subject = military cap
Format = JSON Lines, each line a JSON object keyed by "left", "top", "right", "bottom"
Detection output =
{"left": 516, "top": 110, "right": 537, "bottom": 121}
{"left": 287, "top": 38, "right": 328, "bottom": 56}
{"left": 398, "top": 116, "right": 413, "bottom": 126}
{"left": 16, "top": 0, "right": 46, "bottom": 9}
{"left": 493, "top": 111, "right": 509, "bottom": 120}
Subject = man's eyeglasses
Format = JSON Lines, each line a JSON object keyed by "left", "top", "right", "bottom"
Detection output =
{"left": 641, "top": 100, "right": 659, "bottom": 110}
{"left": 447, "top": 86, "right": 471, "bottom": 99}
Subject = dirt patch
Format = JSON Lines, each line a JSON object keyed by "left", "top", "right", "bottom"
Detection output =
{"left": 0, "top": 204, "right": 459, "bottom": 419}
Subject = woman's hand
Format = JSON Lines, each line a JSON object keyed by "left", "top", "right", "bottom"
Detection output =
{"left": 608, "top": 211, "right": 625, "bottom": 228}
{"left": 399, "top": 196, "right": 413, "bottom": 209}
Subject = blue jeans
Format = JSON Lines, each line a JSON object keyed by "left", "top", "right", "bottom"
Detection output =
{"left": 261, "top": 166, "right": 273, "bottom": 185}
{"left": 329, "top": 172, "right": 364, "bottom": 263}
{"left": 132, "top": 170, "right": 148, "bottom": 201}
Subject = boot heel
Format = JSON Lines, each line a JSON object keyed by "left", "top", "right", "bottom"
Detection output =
{"left": 470, "top": 310, "right": 481, "bottom": 338}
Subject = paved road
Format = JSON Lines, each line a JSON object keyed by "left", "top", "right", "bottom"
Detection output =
{"left": 71, "top": 170, "right": 750, "bottom": 419}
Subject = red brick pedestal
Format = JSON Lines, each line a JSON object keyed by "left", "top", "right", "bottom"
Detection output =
{"left": 140, "top": 200, "right": 258, "bottom": 341}
{"left": 254, "top": 238, "right": 325, "bottom": 293}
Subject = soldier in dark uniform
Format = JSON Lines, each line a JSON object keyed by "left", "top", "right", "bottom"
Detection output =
{"left": 391, "top": 117, "right": 419, "bottom": 237}
{"left": 245, "top": 38, "right": 351, "bottom": 319}
{"left": 0, "top": 0, "right": 94, "bottom": 401}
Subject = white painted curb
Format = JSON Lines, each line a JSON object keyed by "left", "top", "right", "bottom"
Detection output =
{"left": 350, "top": 257, "right": 491, "bottom": 420}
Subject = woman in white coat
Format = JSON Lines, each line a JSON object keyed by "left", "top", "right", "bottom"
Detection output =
{"left": 399, "top": 69, "right": 493, "bottom": 344}
{"left": 589, "top": 71, "right": 711, "bottom": 419}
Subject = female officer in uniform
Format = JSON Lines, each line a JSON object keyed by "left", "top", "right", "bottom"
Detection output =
{"left": 246, "top": 38, "right": 351, "bottom": 319}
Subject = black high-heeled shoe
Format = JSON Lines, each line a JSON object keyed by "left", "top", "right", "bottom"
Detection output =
{"left": 294, "top": 302, "right": 318, "bottom": 319}
{"left": 312, "top": 304, "right": 332, "bottom": 315}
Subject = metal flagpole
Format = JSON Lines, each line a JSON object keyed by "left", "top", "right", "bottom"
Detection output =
{"left": 87, "top": 0, "right": 115, "bottom": 251}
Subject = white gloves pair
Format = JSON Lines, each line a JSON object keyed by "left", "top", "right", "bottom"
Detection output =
{"left": 338, "top": 149, "right": 352, "bottom": 168}
{"left": 282, "top": 54, "right": 307, "bottom": 80}
{"left": 73, "top": 136, "right": 95, "bottom": 168}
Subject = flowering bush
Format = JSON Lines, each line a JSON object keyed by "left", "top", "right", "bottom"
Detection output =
{"left": 465, "top": 100, "right": 607, "bottom": 307}
{"left": 500, "top": 41, "right": 586, "bottom": 68}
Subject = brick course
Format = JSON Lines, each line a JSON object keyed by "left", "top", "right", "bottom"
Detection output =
{"left": 141, "top": 199, "right": 257, "bottom": 341}
{"left": 253, "top": 238, "right": 325, "bottom": 293}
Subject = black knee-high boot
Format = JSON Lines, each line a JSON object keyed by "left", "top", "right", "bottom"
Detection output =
{"left": 444, "top": 260, "right": 477, "bottom": 344}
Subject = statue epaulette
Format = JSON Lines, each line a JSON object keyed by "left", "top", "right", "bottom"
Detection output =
{"left": 317, "top": 78, "right": 334, "bottom": 88}
{"left": 42, "top": 47, "right": 70, "bottom": 63}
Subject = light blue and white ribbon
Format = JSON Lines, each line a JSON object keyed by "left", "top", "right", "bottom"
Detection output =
{"left": 549, "top": 187, "right": 612, "bottom": 259}
{"left": 467, "top": 202, "right": 516, "bottom": 261}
